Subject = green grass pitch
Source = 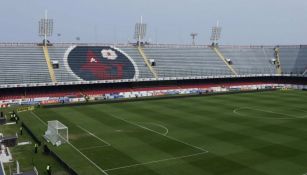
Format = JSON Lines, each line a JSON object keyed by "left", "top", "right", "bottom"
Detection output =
{"left": 19, "top": 90, "right": 307, "bottom": 175}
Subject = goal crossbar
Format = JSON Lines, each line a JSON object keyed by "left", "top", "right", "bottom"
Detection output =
{"left": 44, "top": 120, "right": 69, "bottom": 146}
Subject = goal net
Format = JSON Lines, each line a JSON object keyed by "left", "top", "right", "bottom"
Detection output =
{"left": 44, "top": 120, "right": 68, "bottom": 146}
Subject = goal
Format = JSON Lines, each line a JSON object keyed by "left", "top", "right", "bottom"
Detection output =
{"left": 44, "top": 120, "right": 68, "bottom": 146}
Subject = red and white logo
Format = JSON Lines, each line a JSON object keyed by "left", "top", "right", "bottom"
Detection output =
{"left": 101, "top": 49, "right": 118, "bottom": 60}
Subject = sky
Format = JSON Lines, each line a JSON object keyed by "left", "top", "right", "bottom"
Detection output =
{"left": 0, "top": 0, "right": 306, "bottom": 45}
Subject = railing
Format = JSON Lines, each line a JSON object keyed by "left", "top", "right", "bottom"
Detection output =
{"left": 0, "top": 67, "right": 305, "bottom": 89}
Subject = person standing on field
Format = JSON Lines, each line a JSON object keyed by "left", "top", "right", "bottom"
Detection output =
{"left": 34, "top": 143, "right": 38, "bottom": 154}
{"left": 46, "top": 164, "right": 51, "bottom": 175}
{"left": 19, "top": 127, "right": 23, "bottom": 136}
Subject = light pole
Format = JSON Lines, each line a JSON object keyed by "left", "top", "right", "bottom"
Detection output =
{"left": 38, "top": 10, "right": 53, "bottom": 46}
{"left": 190, "top": 33, "right": 198, "bottom": 45}
{"left": 210, "top": 21, "right": 222, "bottom": 46}
{"left": 134, "top": 16, "right": 147, "bottom": 47}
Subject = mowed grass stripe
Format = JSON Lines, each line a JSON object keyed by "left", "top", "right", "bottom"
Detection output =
{"left": 106, "top": 95, "right": 298, "bottom": 152}
{"left": 103, "top": 101, "right": 261, "bottom": 155}
{"left": 43, "top": 105, "right": 205, "bottom": 171}
{"left": 46, "top": 103, "right": 210, "bottom": 173}
{"left": 102, "top": 90, "right": 307, "bottom": 175}
{"left": 85, "top": 92, "right": 289, "bottom": 173}
{"left": 20, "top": 90, "right": 307, "bottom": 175}
{"left": 78, "top": 106, "right": 206, "bottom": 165}
{"left": 35, "top": 108, "right": 163, "bottom": 174}
{"left": 74, "top": 90, "right": 307, "bottom": 174}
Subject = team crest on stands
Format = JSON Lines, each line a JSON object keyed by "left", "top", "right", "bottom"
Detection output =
{"left": 64, "top": 46, "right": 138, "bottom": 81}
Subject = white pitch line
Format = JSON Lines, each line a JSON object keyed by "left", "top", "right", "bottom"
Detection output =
{"left": 105, "top": 151, "right": 207, "bottom": 172}
{"left": 136, "top": 122, "right": 169, "bottom": 135}
{"left": 17, "top": 141, "right": 32, "bottom": 146}
{"left": 295, "top": 108, "right": 307, "bottom": 113}
{"left": 79, "top": 145, "right": 111, "bottom": 151}
{"left": 31, "top": 111, "right": 47, "bottom": 125}
{"left": 30, "top": 112, "right": 109, "bottom": 175}
{"left": 233, "top": 106, "right": 307, "bottom": 120}
{"left": 151, "top": 123, "right": 169, "bottom": 135}
{"left": 249, "top": 107, "right": 307, "bottom": 118}
{"left": 108, "top": 114, "right": 208, "bottom": 153}
{"left": 4, "top": 122, "right": 16, "bottom": 125}
{"left": 77, "top": 125, "right": 111, "bottom": 146}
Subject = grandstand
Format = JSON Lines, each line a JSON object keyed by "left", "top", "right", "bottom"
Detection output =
{"left": 119, "top": 47, "right": 154, "bottom": 78}
{"left": 219, "top": 46, "right": 276, "bottom": 75}
{"left": 143, "top": 46, "right": 232, "bottom": 77}
{"left": 0, "top": 43, "right": 306, "bottom": 101}
{"left": 0, "top": 42, "right": 305, "bottom": 103}
{"left": 0, "top": 45, "right": 51, "bottom": 85}
{"left": 0, "top": 42, "right": 305, "bottom": 102}
{"left": 0, "top": 43, "right": 306, "bottom": 87}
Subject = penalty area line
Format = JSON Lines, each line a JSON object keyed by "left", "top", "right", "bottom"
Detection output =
{"left": 136, "top": 122, "right": 169, "bottom": 136}
{"left": 105, "top": 151, "right": 207, "bottom": 172}
{"left": 108, "top": 114, "right": 208, "bottom": 153}
{"left": 30, "top": 111, "right": 109, "bottom": 175}
{"left": 77, "top": 125, "right": 111, "bottom": 146}
{"left": 233, "top": 106, "right": 307, "bottom": 120}
{"left": 79, "top": 145, "right": 110, "bottom": 151}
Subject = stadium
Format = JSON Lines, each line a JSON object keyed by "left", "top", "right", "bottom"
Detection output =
{"left": 1, "top": 1, "right": 307, "bottom": 175}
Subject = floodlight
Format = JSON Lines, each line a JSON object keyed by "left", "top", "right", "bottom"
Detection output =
{"left": 38, "top": 10, "right": 54, "bottom": 45}
{"left": 210, "top": 21, "right": 222, "bottom": 44}
{"left": 190, "top": 33, "right": 198, "bottom": 45}
{"left": 134, "top": 16, "right": 147, "bottom": 44}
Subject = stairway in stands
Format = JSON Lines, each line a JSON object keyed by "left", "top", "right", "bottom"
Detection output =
{"left": 274, "top": 47, "right": 282, "bottom": 74}
{"left": 119, "top": 46, "right": 155, "bottom": 79}
{"left": 219, "top": 46, "right": 276, "bottom": 75}
{"left": 211, "top": 46, "right": 238, "bottom": 76}
{"left": 137, "top": 46, "right": 158, "bottom": 79}
{"left": 42, "top": 45, "right": 57, "bottom": 82}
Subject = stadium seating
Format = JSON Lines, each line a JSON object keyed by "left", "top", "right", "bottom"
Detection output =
{"left": 0, "top": 44, "right": 306, "bottom": 85}
{"left": 119, "top": 46, "right": 154, "bottom": 78}
{"left": 142, "top": 46, "right": 232, "bottom": 77}
{"left": 48, "top": 46, "right": 80, "bottom": 82}
{"left": 219, "top": 47, "right": 276, "bottom": 74}
{"left": 0, "top": 46, "right": 51, "bottom": 84}
{"left": 279, "top": 46, "right": 307, "bottom": 74}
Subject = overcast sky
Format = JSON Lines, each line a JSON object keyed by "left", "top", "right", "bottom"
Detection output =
{"left": 0, "top": 0, "right": 306, "bottom": 45}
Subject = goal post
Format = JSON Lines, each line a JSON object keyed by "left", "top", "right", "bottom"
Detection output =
{"left": 44, "top": 120, "right": 68, "bottom": 146}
